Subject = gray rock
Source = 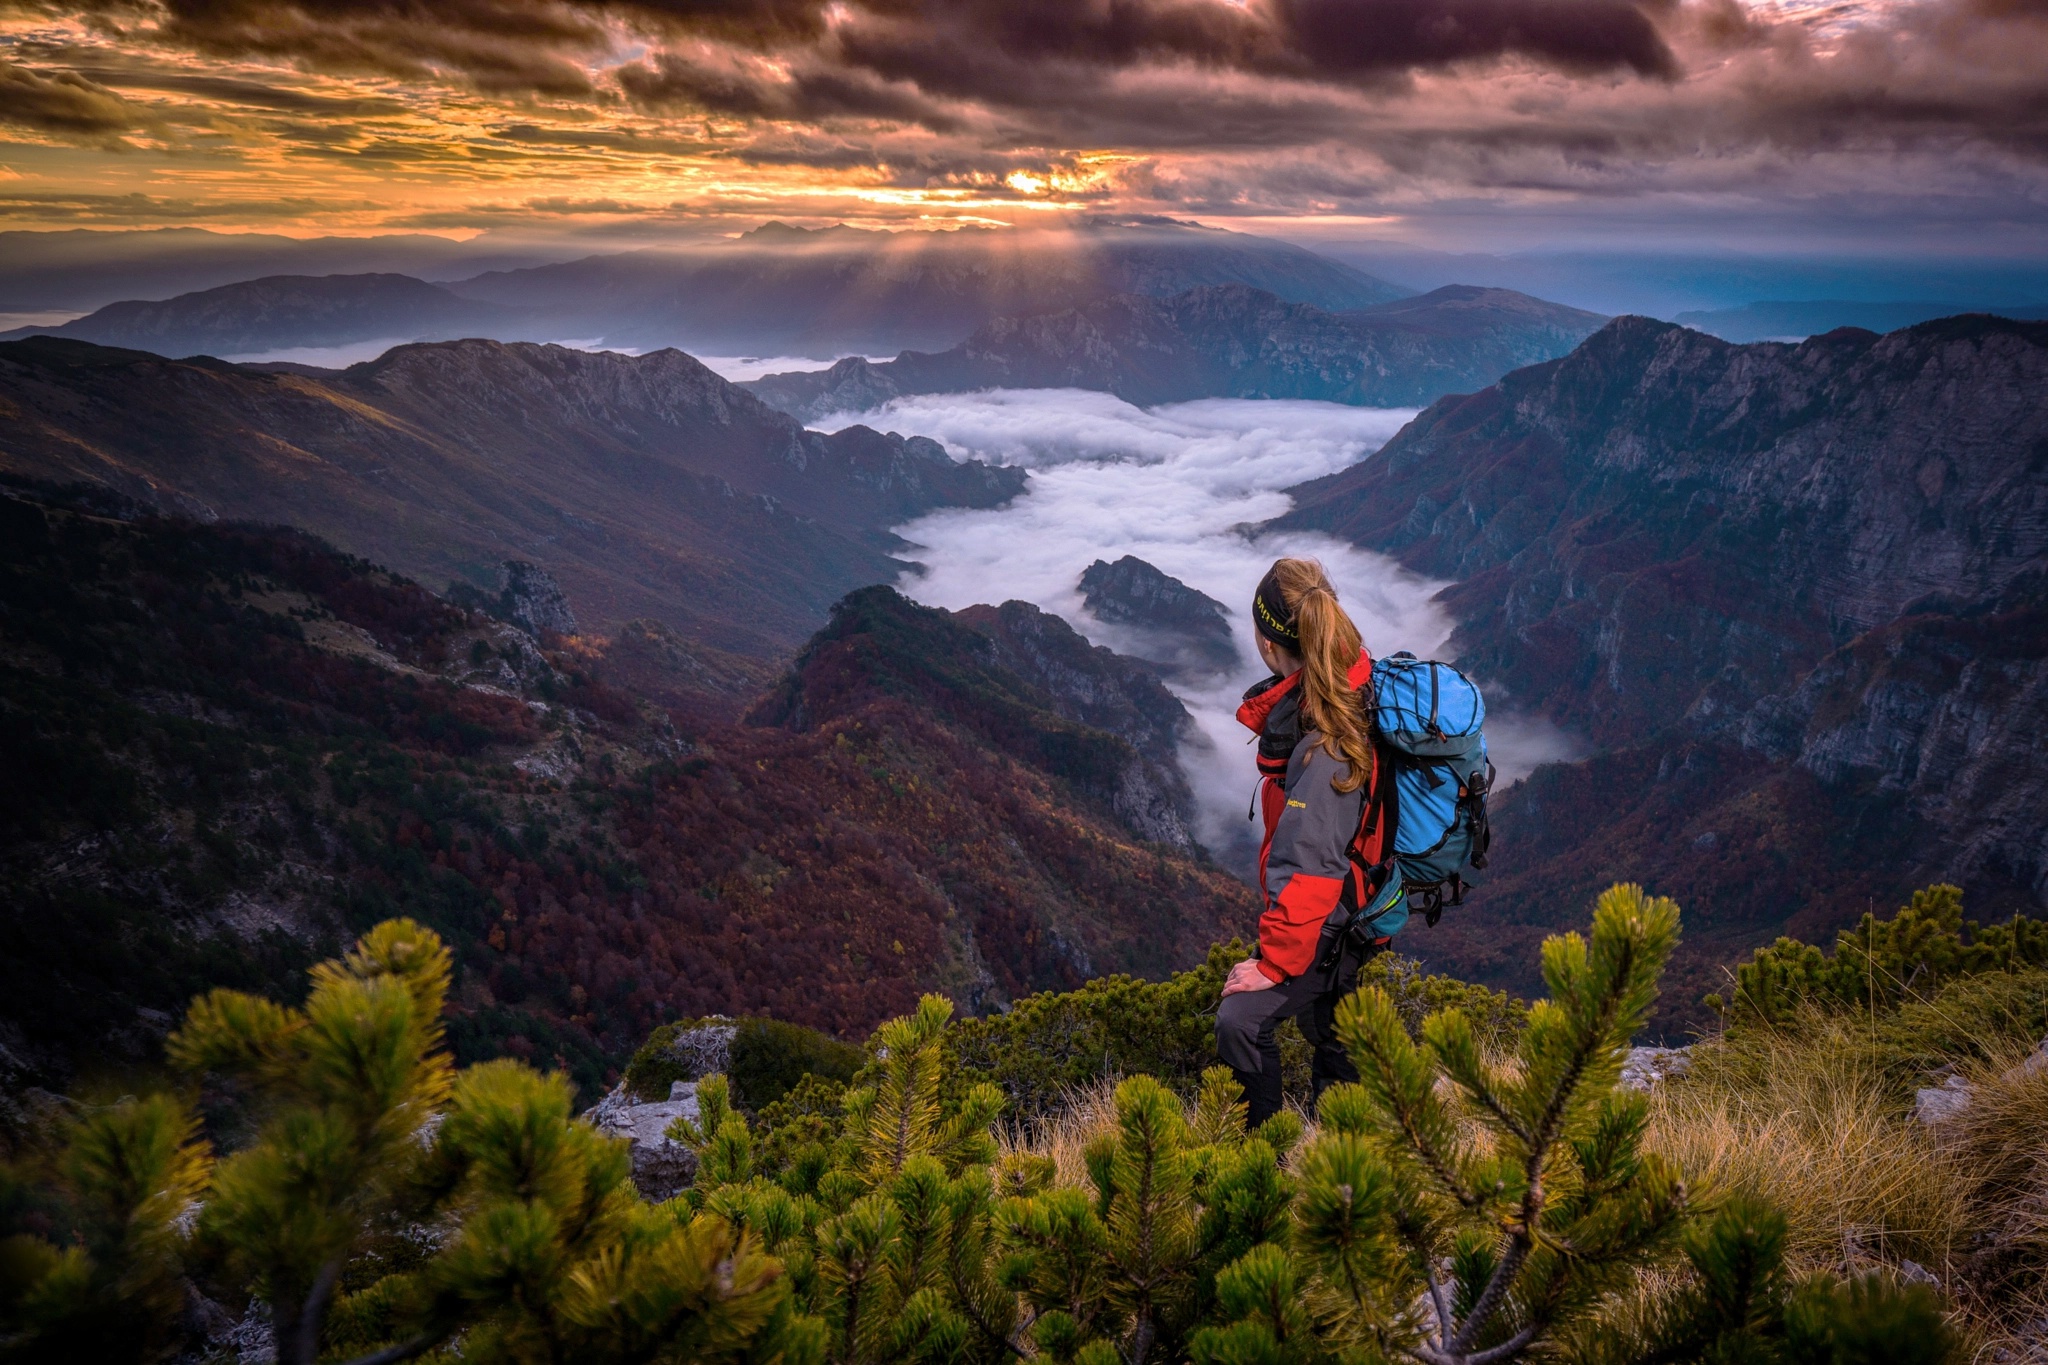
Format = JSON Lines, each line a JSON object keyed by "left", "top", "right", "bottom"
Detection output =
{"left": 583, "top": 1080, "right": 702, "bottom": 1202}
{"left": 1619, "top": 1045, "right": 1693, "bottom": 1091}
{"left": 2011, "top": 1036, "right": 2048, "bottom": 1081}
{"left": 1897, "top": 1259, "right": 1940, "bottom": 1286}
{"left": 500, "top": 560, "right": 578, "bottom": 638}
{"left": 1915, "top": 1074, "right": 1973, "bottom": 1125}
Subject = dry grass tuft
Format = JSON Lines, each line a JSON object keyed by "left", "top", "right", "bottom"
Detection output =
{"left": 1645, "top": 1015, "right": 1973, "bottom": 1279}
{"left": 1642, "top": 1016, "right": 2048, "bottom": 1358}
{"left": 999, "top": 1078, "right": 1123, "bottom": 1189}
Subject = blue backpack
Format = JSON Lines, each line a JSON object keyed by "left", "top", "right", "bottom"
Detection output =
{"left": 1357, "top": 652, "right": 1494, "bottom": 931}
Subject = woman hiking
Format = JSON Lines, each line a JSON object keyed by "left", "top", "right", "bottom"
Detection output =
{"left": 1216, "top": 557, "right": 1396, "bottom": 1127}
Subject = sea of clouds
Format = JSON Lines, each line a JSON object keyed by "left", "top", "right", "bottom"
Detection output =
{"left": 813, "top": 388, "right": 1581, "bottom": 867}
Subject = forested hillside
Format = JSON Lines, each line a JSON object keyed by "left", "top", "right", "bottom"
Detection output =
{"left": 0, "top": 485, "right": 1244, "bottom": 1097}
{"left": 0, "top": 336, "right": 1022, "bottom": 656}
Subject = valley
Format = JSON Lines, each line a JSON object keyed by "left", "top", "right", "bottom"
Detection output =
{"left": 1, "top": 224, "right": 2043, "bottom": 1065}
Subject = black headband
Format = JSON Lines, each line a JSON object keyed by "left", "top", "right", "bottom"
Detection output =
{"left": 1252, "top": 567, "right": 1299, "bottom": 649}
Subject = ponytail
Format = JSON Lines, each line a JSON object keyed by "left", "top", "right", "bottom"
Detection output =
{"left": 1263, "top": 558, "right": 1373, "bottom": 793}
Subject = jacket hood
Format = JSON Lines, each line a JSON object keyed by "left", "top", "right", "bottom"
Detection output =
{"left": 1234, "top": 650, "right": 1373, "bottom": 736}
{"left": 1236, "top": 650, "right": 1373, "bottom": 778}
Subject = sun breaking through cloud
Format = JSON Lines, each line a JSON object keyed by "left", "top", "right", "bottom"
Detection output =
{"left": 0, "top": 0, "right": 2041, "bottom": 253}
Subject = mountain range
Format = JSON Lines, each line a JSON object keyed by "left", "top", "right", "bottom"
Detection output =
{"left": 0, "top": 487, "right": 1244, "bottom": 1092}
{"left": 2, "top": 273, "right": 520, "bottom": 360}
{"left": 0, "top": 227, "right": 558, "bottom": 316}
{"left": 1673, "top": 299, "right": 2048, "bottom": 343}
{"left": 3, "top": 220, "right": 1409, "bottom": 362}
{"left": 0, "top": 336, "right": 1019, "bottom": 658}
{"left": 744, "top": 284, "right": 1608, "bottom": 418}
{"left": 1277, "top": 313, "right": 2048, "bottom": 1021}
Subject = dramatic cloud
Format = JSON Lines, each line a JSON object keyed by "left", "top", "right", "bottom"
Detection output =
{"left": 0, "top": 0, "right": 2041, "bottom": 252}
{"left": 0, "top": 58, "right": 141, "bottom": 135}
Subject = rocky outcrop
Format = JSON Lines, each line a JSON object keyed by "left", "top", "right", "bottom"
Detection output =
{"left": 584, "top": 1080, "right": 702, "bottom": 1200}
{"left": 954, "top": 599, "right": 1201, "bottom": 849}
{"left": 0, "top": 336, "right": 1021, "bottom": 654}
{"left": 1078, "top": 556, "right": 1239, "bottom": 678}
{"left": 751, "top": 586, "right": 1206, "bottom": 852}
{"left": 448, "top": 559, "right": 579, "bottom": 638}
{"left": 745, "top": 284, "right": 1608, "bottom": 419}
{"left": 1276, "top": 315, "right": 2048, "bottom": 1016}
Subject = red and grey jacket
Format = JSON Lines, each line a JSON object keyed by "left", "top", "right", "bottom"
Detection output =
{"left": 1234, "top": 651, "right": 1389, "bottom": 982}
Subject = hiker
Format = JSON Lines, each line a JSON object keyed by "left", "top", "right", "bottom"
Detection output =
{"left": 1216, "top": 557, "right": 1391, "bottom": 1127}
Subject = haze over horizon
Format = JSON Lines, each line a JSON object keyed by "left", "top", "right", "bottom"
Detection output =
{"left": 1, "top": 0, "right": 2043, "bottom": 312}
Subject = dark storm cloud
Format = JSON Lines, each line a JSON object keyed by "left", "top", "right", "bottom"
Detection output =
{"left": 65, "top": 64, "right": 409, "bottom": 113}
{"left": 616, "top": 47, "right": 963, "bottom": 128}
{"left": 19, "top": 0, "right": 1675, "bottom": 94}
{"left": 5, "top": 0, "right": 2045, "bottom": 232}
{"left": 0, "top": 59, "right": 143, "bottom": 136}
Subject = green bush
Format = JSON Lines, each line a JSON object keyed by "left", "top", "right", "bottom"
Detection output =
{"left": 4, "top": 893, "right": 1949, "bottom": 1365}
{"left": 624, "top": 1016, "right": 864, "bottom": 1111}
{"left": 1709, "top": 885, "right": 2048, "bottom": 1029}
{"left": 940, "top": 942, "right": 1527, "bottom": 1120}
{"left": 665, "top": 885, "right": 1941, "bottom": 1365}
{"left": 732, "top": 1018, "right": 866, "bottom": 1113}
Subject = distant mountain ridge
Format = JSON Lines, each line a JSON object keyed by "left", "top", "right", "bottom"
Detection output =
{"left": 0, "top": 273, "right": 521, "bottom": 357}
{"left": 1275, "top": 312, "right": 2048, "bottom": 1020}
{"left": 444, "top": 219, "right": 1408, "bottom": 357}
{"left": 1674, "top": 299, "right": 2048, "bottom": 342}
{"left": 744, "top": 284, "right": 1609, "bottom": 418}
{"left": 0, "top": 220, "right": 1411, "bottom": 364}
{"left": 0, "top": 336, "right": 1021, "bottom": 657}
{"left": 0, "top": 227, "right": 558, "bottom": 313}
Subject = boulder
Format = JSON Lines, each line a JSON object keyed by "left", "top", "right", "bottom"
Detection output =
{"left": 1619, "top": 1045, "right": 1692, "bottom": 1091}
{"left": 1915, "top": 1074, "right": 1973, "bottom": 1125}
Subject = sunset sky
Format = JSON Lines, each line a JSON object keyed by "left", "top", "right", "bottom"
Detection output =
{"left": 1, "top": 0, "right": 2045, "bottom": 260}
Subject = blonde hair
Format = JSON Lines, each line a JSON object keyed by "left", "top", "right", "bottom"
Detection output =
{"left": 1268, "top": 557, "right": 1373, "bottom": 794}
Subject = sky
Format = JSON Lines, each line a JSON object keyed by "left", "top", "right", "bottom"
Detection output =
{"left": 1, "top": 0, "right": 2045, "bottom": 262}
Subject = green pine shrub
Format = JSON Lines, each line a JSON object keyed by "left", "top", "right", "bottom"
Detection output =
{"left": 0, "top": 920, "right": 818, "bottom": 1365}
{"left": 3, "top": 890, "right": 1956, "bottom": 1365}
{"left": 1708, "top": 885, "right": 2048, "bottom": 1030}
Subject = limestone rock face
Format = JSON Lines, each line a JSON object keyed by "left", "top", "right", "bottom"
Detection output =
{"left": 583, "top": 1080, "right": 702, "bottom": 1202}
{"left": 1273, "top": 314, "right": 2048, "bottom": 1018}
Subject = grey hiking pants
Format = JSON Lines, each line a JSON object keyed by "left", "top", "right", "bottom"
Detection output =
{"left": 1215, "top": 925, "right": 1379, "bottom": 1128}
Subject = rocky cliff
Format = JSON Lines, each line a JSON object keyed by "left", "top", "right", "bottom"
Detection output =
{"left": 1079, "top": 556, "right": 1240, "bottom": 678}
{"left": 1276, "top": 315, "right": 2048, "bottom": 1017}
{"left": 0, "top": 336, "right": 1022, "bottom": 657}
{"left": 744, "top": 284, "right": 1608, "bottom": 419}
{"left": 750, "top": 587, "right": 1206, "bottom": 852}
